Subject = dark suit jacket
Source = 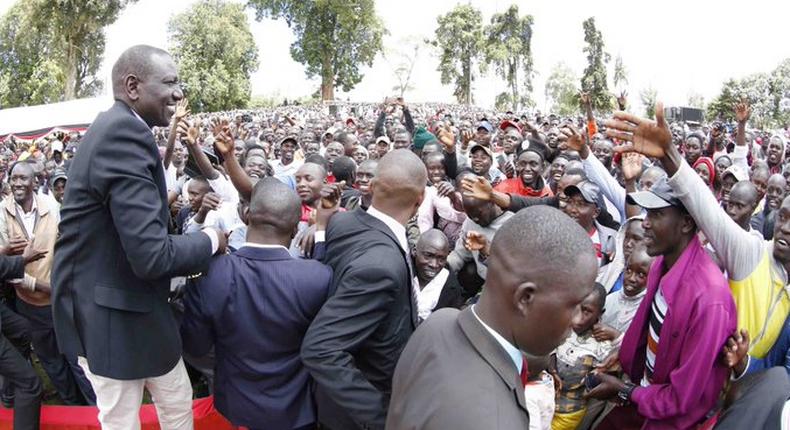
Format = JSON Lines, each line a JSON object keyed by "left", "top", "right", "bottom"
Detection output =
{"left": 432, "top": 269, "right": 464, "bottom": 312}
{"left": 181, "top": 246, "right": 332, "bottom": 429}
{"left": 386, "top": 308, "right": 530, "bottom": 430}
{"left": 0, "top": 255, "right": 24, "bottom": 332}
{"left": 52, "top": 101, "right": 213, "bottom": 380}
{"left": 301, "top": 208, "right": 417, "bottom": 430}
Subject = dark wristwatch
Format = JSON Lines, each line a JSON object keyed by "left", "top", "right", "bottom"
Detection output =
{"left": 617, "top": 382, "right": 636, "bottom": 405}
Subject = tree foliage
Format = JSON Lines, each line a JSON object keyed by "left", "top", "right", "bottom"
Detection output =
{"left": 707, "top": 58, "right": 790, "bottom": 128}
{"left": 429, "top": 4, "right": 485, "bottom": 105}
{"left": 544, "top": 62, "right": 579, "bottom": 116}
{"left": 248, "top": 0, "right": 385, "bottom": 101}
{"left": 639, "top": 86, "right": 657, "bottom": 119}
{"left": 0, "top": 0, "right": 132, "bottom": 107}
{"left": 169, "top": 0, "right": 259, "bottom": 113}
{"left": 612, "top": 54, "right": 628, "bottom": 89}
{"left": 484, "top": 4, "right": 534, "bottom": 110}
{"left": 32, "top": 0, "right": 136, "bottom": 100}
{"left": 580, "top": 17, "right": 612, "bottom": 112}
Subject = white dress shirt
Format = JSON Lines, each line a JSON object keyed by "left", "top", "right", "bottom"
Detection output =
{"left": 417, "top": 268, "right": 449, "bottom": 321}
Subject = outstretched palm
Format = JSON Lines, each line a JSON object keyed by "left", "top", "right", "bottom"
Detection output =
{"left": 621, "top": 153, "right": 644, "bottom": 182}
{"left": 606, "top": 102, "right": 672, "bottom": 159}
{"left": 735, "top": 101, "right": 751, "bottom": 123}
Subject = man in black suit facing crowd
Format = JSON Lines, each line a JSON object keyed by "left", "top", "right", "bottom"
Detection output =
{"left": 301, "top": 149, "right": 427, "bottom": 430}
{"left": 52, "top": 45, "right": 226, "bottom": 429}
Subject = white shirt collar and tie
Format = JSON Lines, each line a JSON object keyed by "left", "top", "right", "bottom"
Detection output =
{"left": 366, "top": 205, "right": 409, "bottom": 253}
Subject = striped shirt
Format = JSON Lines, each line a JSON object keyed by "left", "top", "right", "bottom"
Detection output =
{"left": 642, "top": 287, "right": 668, "bottom": 387}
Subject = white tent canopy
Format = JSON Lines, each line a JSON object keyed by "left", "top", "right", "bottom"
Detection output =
{"left": 0, "top": 96, "right": 114, "bottom": 137}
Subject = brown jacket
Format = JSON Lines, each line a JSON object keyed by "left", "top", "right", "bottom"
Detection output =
{"left": 386, "top": 307, "right": 530, "bottom": 430}
{"left": 0, "top": 194, "right": 58, "bottom": 306}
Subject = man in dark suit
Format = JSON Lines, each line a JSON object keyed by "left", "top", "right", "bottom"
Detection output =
{"left": 386, "top": 206, "right": 599, "bottom": 429}
{"left": 52, "top": 45, "right": 226, "bottom": 429}
{"left": 181, "top": 178, "right": 332, "bottom": 430}
{"left": 301, "top": 149, "right": 427, "bottom": 430}
{"left": 0, "top": 246, "right": 47, "bottom": 430}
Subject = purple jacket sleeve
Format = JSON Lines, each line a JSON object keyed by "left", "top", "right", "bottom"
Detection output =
{"left": 630, "top": 302, "right": 733, "bottom": 427}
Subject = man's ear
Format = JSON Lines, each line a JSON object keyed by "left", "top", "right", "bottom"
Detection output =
{"left": 681, "top": 213, "right": 696, "bottom": 235}
{"left": 241, "top": 206, "right": 250, "bottom": 225}
{"left": 513, "top": 281, "right": 537, "bottom": 317}
{"left": 125, "top": 74, "right": 140, "bottom": 102}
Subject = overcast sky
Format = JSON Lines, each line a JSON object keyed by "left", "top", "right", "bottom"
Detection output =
{"left": 1, "top": 0, "right": 788, "bottom": 111}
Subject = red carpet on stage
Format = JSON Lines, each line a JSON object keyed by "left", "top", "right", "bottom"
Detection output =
{"left": 0, "top": 396, "right": 235, "bottom": 429}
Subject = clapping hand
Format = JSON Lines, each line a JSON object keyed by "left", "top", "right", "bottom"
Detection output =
{"left": 198, "top": 192, "right": 222, "bottom": 216}
{"left": 721, "top": 329, "right": 750, "bottom": 376}
{"left": 606, "top": 102, "right": 672, "bottom": 159}
{"left": 174, "top": 99, "right": 190, "bottom": 122}
{"left": 464, "top": 231, "right": 489, "bottom": 256}
{"left": 437, "top": 124, "right": 456, "bottom": 153}
{"left": 735, "top": 100, "right": 752, "bottom": 124}
{"left": 22, "top": 241, "right": 47, "bottom": 265}
{"left": 621, "top": 152, "right": 645, "bottom": 183}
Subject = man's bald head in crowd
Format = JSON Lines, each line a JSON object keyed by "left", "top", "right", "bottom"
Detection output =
{"left": 370, "top": 149, "right": 427, "bottom": 224}
{"left": 247, "top": 177, "right": 301, "bottom": 241}
{"left": 477, "top": 206, "right": 598, "bottom": 356}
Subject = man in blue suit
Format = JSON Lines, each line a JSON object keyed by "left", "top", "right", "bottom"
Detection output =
{"left": 181, "top": 177, "right": 333, "bottom": 430}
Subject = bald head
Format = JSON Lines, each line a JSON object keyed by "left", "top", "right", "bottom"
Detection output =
{"left": 416, "top": 229, "right": 449, "bottom": 253}
{"left": 111, "top": 45, "right": 170, "bottom": 99}
{"left": 479, "top": 205, "right": 598, "bottom": 355}
{"left": 370, "top": 149, "right": 428, "bottom": 222}
{"left": 248, "top": 177, "right": 301, "bottom": 234}
{"left": 731, "top": 181, "right": 759, "bottom": 205}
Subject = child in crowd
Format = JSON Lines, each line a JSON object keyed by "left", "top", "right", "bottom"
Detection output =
{"left": 593, "top": 249, "right": 655, "bottom": 345}
{"left": 523, "top": 354, "right": 556, "bottom": 430}
{"left": 551, "top": 284, "right": 612, "bottom": 430}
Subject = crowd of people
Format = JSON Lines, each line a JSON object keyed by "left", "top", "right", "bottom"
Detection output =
{"left": 0, "top": 44, "right": 788, "bottom": 430}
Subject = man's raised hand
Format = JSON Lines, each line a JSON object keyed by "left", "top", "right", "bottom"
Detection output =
{"left": 605, "top": 101, "right": 672, "bottom": 159}
{"left": 735, "top": 100, "right": 752, "bottom": 124}
{"left": 461, "top": 176, "right": 493, "bottom": 202}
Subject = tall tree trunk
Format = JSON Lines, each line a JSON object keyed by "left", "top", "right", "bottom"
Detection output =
{"left": 64, "top": 43, "right": 78, "bottom": 100}
{"left": 463, "top": 58, "right": 471, "bottom": 105}
{"left": 510, "top": 60, "right": 518, "bottom": 111}
{"left": 321, "top": 53, "right": 334, "bottom": 101}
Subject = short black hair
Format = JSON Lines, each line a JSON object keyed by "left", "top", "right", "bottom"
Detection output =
{"left": 332, "top": 156, "right": 357, "bottom": 183}
{"left": 590, "top": 283, "right": 607, "bottom": 313}
{"left": 249, "top": 177, "right": 301, "bottom": 234}
{"left": 305, "top": 154, "right": 328, "bottom": 171}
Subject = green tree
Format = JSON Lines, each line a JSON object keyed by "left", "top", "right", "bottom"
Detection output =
{"left": 544, "top": 62, "right": 578, "bottom": 116}
{"left": 32, "top": 0, "right": 137, "bottom": 100}
{"left": 612, "top": 54, "right": 628, "bottom": 89}
{"left": 580, "top": 17, "right": 612, "bottom": 112}
{"left": 248, "top": 0, "right": 384, "bottom": 101}
{"left": 169, "top": 0, "right": 259, "bottom": 112}
{"left": 0, "top": 1, "right": 64, "bottom": 107}
{"left": 429, "top": 4, "right": 485, "bottom": 105}
{"left": 639, "top": 86, "right": 657, "bottom": 119}
{"left": 484, "top": 4, "right": 535, "bottom": 110}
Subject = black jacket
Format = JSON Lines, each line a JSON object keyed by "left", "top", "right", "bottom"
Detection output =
{"left": 52, "top": 101, "right": 213, "bottom": 380}
{"left": 302, "top": 208, "right": 417, "bottom": 430}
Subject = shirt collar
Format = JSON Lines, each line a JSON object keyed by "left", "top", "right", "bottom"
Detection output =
{"left": 471, "top": 304, "right": 523, "bottom": 373}
{"left": 14, "top": 196, "right": 37, "bottom": 215}
{"left": 241, "top": 242, "right": 289, "bottom": 251}
{"left": 367, "top": 205, "right": 408, "bottom": 253}
{"left": 129, "top": 107, "right": 153, "bottom": 134}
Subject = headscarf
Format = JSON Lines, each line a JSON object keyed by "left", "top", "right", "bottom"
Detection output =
{"left": 692, "top": 157, "right": 715, "bottom": 190}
